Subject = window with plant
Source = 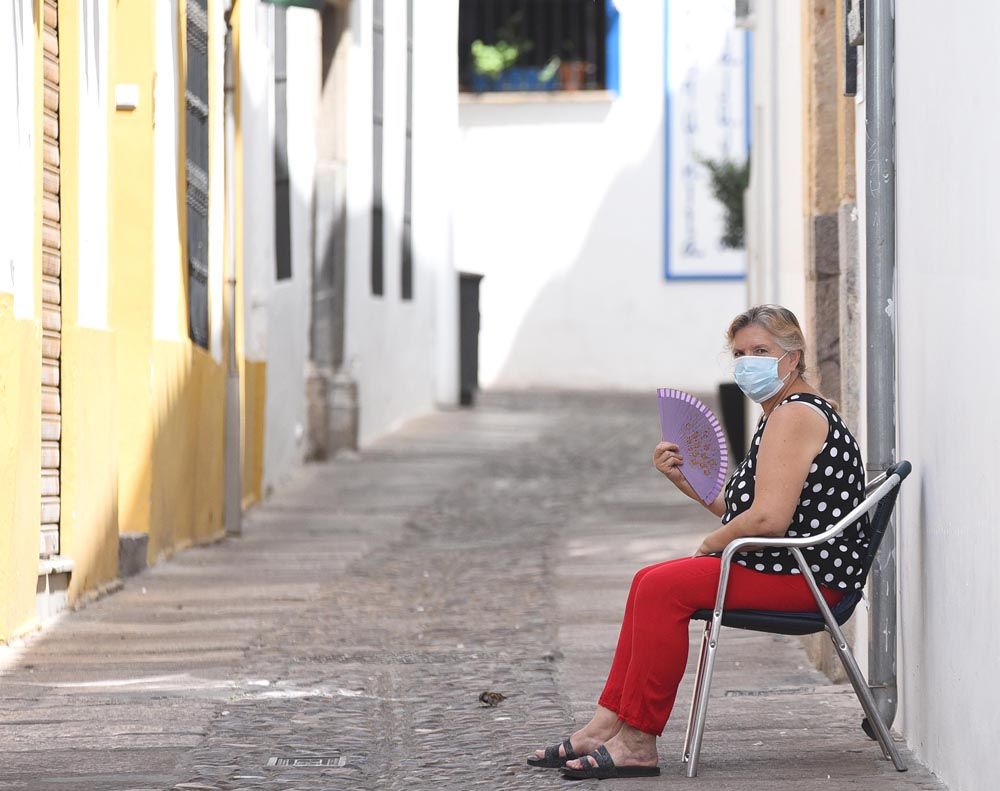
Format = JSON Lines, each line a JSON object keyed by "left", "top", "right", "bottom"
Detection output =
{"left": 458, "top": 0, "right": 611, "bottom": 93}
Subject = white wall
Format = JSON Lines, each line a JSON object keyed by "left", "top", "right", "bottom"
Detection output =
{"left": 893, "top": 5, "right": 1000, "bottom": 789}
{"left": 153, "top": 0, "right": 184, "bottom": 340}
{"left": 344, "top": 0, "right": 459, "bottom": 444}
{"left": 453, "top": 0, "right": 745, "bottom": 393}
{"left": 744, "top": 0, "right": 805, "bottom": 318}
{"left": 207, "top": 0, "right": 227, "bottom": 362}
{"left": 0, "top": 0, "right": 36, "bottom": 319}
{"left": 239, "top": 1, "right": 317, "bottom": 488}
{"left": 414, "top": 1, "right": 460, "bottom": 408}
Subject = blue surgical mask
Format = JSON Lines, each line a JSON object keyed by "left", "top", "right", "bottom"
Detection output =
{"left": 733, "top": 352, "right": 790, "bottom": 403}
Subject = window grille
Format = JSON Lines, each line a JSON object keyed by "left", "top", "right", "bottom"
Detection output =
{"left": 186, "top": 0, "right": 210, "bottom": 347}
{"left": 458, "top": 0, "right": 608, "bottom": 93}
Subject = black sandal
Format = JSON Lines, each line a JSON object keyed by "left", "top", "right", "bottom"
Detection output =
{"left": 560, "top": 745, "right": 660, "bottom": 780}
{"left": 526, "top": 738, "right": 578, "bottom": 768}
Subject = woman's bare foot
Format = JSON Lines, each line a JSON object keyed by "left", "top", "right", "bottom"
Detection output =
{"left": 532, "top": 705, "right": 622, "bottom": 762}
{"left": 563, "top": 723, "right": 658, "bottom": 771}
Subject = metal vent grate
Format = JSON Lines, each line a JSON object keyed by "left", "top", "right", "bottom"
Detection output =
{"left": 267, "top": 756, "right": 347, "bottom": 768}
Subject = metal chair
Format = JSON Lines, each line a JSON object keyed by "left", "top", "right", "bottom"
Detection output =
{"left": 682, "top": 460, "right": 913, "bottom": 777}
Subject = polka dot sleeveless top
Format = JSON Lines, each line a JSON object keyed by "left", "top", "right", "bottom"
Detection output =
{"left": 722, "top": 394, "right": 870, "bottom": 590}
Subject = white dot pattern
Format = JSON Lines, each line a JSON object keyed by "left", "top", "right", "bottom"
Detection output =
{"left": 722, "top": 394, "right": 870, "bottom": 590}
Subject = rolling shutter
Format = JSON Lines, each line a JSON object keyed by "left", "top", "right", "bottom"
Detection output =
{"left": 40, "top": 0, "right": 62, "bottom": 558}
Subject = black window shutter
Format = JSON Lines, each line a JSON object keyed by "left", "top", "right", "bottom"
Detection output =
{"left": 274, "top": 7, "right": 292, "bottom": 280}
{"left": 371, "top": 0, "right": 385, "bottom": 296}
{"left": 186, "top": 0, "right": 210, "bottom": 347}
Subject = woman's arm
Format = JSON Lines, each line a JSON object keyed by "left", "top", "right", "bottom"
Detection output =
{"left": 695, "top": 404, "right": 827, "bottom": 555}
{"left": 705, "top": 491, "right": 726, "bottom": 518}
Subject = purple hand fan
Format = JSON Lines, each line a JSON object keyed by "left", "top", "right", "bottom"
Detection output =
{"left": 657, "top": 388, "right": 728, "bottom": 505}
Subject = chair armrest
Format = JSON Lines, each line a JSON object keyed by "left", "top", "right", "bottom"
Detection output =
{"left": 864, "top": 471, "right": 888, "bottom": 495}
{"left": 702, "top": 463, "right": 910, "bottom": 643}
{"left": 718, "top": 471, "right": 904, "bottom": 568}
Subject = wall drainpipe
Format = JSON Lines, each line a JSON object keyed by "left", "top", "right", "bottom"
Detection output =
{"left": 223, "top": 2, "right": 243, "bottom": 537}
{"left": 865, "top": 0, "right": 897, "bottom": 729}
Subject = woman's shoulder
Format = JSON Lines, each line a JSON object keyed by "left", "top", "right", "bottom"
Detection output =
{"left": 779, "top": 389, "right": 830, "bottom": 406}
{"left": 772, "top": 392, "right": 863, "bottom": 448}
{"left": 762, "top": 392, "right": 831, "bottom": 442}
{"left": 776, "top": 391, "right": 838, "bottom": 420}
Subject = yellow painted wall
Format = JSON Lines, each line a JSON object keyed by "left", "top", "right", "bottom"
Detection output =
{"left": 148, "top": 341, "right": 226, "bottom": 561}
{"left": 105, "top": 0, "right": 227, "bottom": 565}
{"left": 0, "top": 297, "right": 42, "bottom": 640}
{"left": 60, "top": 327, "right": 119, "bottom": 599}
{"left": 242, "top": 360, "right": 266, "bottom": 508}
{"left": 57, "top": 0, "right": 120, "bottom": 602}
{"left": 3, "top": 0, "right": 240, "bottom": 635}
{"left": 0, "top": 1, "right": 46, "bottom": 640}
{"left": 108, "top": 0, "right": 155, "bottom": 542}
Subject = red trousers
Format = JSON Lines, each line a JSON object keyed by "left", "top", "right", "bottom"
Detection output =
{"left": 598, "top": 556, "right": 842, "bottom": 735}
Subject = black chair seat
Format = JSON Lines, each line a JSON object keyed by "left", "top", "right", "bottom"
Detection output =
{"left": 691, "top": 590, "right": 862, "bottom": 636}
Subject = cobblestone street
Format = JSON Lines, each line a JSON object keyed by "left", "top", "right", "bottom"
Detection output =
{"left": 0, "top": 394, "right": 945, "bottom": 790}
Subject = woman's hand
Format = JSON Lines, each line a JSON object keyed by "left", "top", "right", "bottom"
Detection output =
{"left": 653, "top": 441, "right": 687, "bottom": 488}
{"left": 654, "top": 442, "right": 726, "bottom": 517}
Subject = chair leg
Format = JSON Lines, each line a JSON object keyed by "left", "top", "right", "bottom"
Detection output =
{"left": 685, "top": 618, "right": 724, "bottom": 778}
{"left": 682, "top": 621, "right": 711, "bottom": 761}
{"left": 826, "top": 627, "right": 907, "bottom": 772}
{"left": 789, "top": 549, "right": 906, "bottom": 772}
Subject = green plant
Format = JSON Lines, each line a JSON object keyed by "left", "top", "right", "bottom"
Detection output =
{"left": 699, "top": 155, "right": 750, "bottom": 249}
{"left": 538, "top": 56, "right": 561, "bottom": 83}
{"left": 471, "top": 39, "right": 520, "bottom": 79}
{"left": 470, "top": 11, "right": 534, "bottom": 80}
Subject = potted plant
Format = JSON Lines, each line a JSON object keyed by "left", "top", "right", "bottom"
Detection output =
{"left": 699, "top": 155, "right": 750, "bottom": 248}
{"left": 558, "top": 39, "right": 591, "bottom": 91}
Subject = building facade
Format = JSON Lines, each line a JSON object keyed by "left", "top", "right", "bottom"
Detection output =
{"left": 0, "top": 0, "right": 231, "bottom": 639}
{"left": 745, "top": 1, "right": 1000, "bottom": 788}
{"left": 0, "top": 0, "right": 463, "bottom": 641}
{"left": 453, "top": 0, "right": 748, "bottom": 394}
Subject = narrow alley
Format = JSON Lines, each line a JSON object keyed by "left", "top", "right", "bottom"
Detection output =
{"left": 0, "top": 394, "right": 944, "bottom": 790}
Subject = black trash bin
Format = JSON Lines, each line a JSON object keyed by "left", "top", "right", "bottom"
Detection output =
{"left": 458, "top": 272, "right": 483, "bottom": 406}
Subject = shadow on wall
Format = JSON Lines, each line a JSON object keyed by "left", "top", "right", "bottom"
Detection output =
{"left": 60, "top": 288, "right": 227, "bottom": 610}
{"left": 478, "top": 114, "right": 744, "bottom": 392}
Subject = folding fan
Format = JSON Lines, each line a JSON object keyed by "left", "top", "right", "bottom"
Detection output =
{"left": 657, "top": 388, "right": 728, "bottom": 505}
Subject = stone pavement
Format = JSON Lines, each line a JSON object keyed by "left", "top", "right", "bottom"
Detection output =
{"left": 0, "top": 392, "right": 947, "bottom": 790}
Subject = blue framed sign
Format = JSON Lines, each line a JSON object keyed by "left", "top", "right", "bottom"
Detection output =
{"left": 664, "top": 1, "right": 751, "bottom": 281}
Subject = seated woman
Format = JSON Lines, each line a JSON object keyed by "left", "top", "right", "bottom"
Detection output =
{"left": 528, "top": 305, "right": 869, "bottom": 780}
